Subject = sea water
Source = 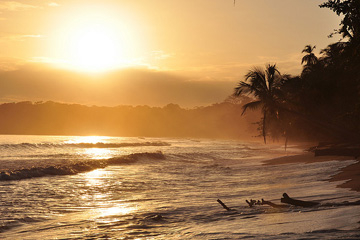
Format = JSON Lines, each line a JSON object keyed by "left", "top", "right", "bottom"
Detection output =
{"left": 0, "top": 135, "right": 359, "bottom": 239}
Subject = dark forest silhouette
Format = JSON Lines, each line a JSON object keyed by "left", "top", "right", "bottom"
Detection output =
{"left": 234, "top": 0, "right": 360, "bottom": 143}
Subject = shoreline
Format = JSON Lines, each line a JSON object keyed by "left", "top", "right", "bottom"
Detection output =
{"left": 263, "top": 152, "right": 360, "bottom": 192}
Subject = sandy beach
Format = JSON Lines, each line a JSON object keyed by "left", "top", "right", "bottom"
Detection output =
{"left": 264, "top": 152, "right": 360, "bottom": 192}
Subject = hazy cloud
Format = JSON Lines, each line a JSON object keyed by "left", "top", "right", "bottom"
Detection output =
{"left": 254, "top": 53, "right": 303, "bottom": 75}
{"left": 0, "top": 64, "right": 235, "bottom": 107}
{"left": 0, "top": 57, "right": 24, "bottom": 71}
{"left": 0, "top": 34, "right": 43, "bottom": 42}
{"left": 151, "top": 50, "right": 172, "bottom": 60}
{"left": 23, "top": 34, "right": 42, "bottom": 38}
{"left": 0, "top": 1, "right": 38, "bottom": 11}
{"left": 48, "top": 2, "right": 60, "bottom": 7}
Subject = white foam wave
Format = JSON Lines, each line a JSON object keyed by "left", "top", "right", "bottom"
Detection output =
{"left": 0, "top": 152, "right": 165, "bottom": 181}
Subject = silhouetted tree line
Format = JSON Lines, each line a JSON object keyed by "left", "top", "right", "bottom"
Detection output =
{"left": 234, "top": 0, "right": 360, "bottom": 143}
{"left": 0, "top": 100, "right": 259, "bottom": 139}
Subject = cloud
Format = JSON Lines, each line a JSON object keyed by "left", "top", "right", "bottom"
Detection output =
{"left": 48, "top": 2, "right": 60, "bottom": 7}
{"left": 0, "top": 64, "right": 235, "bottom": 107}
{"left": 151, "top": 50, "right": 172, "bottom": 60}
{"left": 0, "top": 1, "right": 38, "bottom": 11}
{"left": 0, "top": 34, "right": 43, "bottom": 42}
{"left": 22, "top": 34, "right": 42, "bottom": 38}
{"left": 129, "top": 50, "right": 174, "bottom": 71}
{"left": 0, "top": 57, "right": 24, "bottom": 71}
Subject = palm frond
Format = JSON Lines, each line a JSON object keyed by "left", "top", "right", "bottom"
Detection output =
{"left": 234, "top": 82, "right": 254, "bottom": 96}
{"left": 302, "top": 45, "right": 315, "bottom": 54}
{"left": 241, "top": 100, "right": 262, "bottom": 115}
{"left": 266, "top": 64, "right": 280, "bottom": 76}
{"left": 245, "top": 69, "right": 267, "bottom": 90}
{"left": 301, "top": 55, "right": 309, "bottom": 64}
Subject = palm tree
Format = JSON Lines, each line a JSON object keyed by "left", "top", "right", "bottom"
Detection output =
{"left": 319, "top": 42, "right": 348, "bottom": 67}
{"left": 301, "top": 45, "right": 318, "bottom": 66}
{"left": 234, "top": 64, "right": 286, "bottom": 143}
{"left": 234, "top": 64, "right": 360, "bottom": 144}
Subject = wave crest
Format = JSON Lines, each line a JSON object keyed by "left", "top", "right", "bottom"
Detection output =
{"left": 71, "top": 142, "right": 170, "bottom": 148}
{"left": 0, "top": 141, "right": 170, "bottom": 149}
{"left": 0, "top": 152, "right": 165, "bottom": 181}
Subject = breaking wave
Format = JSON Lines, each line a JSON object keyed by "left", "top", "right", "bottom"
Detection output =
{"left": 72, "top": 142, "right": 171, "bottom": 148}
{"left": 0, "top": 152, "right": 165, "bottom": 181}
{"left": 0, "top": 141, "right": 170, "bottom": 149}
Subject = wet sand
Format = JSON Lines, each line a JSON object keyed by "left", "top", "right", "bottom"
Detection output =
{"left": 263, "top": 153, "right": 360, "bottom": 192}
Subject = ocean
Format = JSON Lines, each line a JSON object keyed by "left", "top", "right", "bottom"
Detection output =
{"left": 0, "top": 135, "right": 359, "bottom": 239}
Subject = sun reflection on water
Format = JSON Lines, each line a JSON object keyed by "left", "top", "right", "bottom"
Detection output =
{"left": 65, "top": 136, "right": 112, "bottom": 144}
{"left": 86, "top": 169, "right": 108, "bottom": 179}
{"left": 84, "top": 169, "right": 109, "bottom": 187}
{"left": 84, "top": 147, "right": 112, "bottom": 159}
{"left": 83, "top": 169, "right": 138, "bottom": 220}
{"left": 65, "top": 136, "right": 120, "bottom": 159}
{"left": 98, "top": 205, "right": 137, "bottom": 218}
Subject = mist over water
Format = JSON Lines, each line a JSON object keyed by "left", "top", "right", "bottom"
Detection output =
{"left": 0, "top": 135, "right": 359, "bottom": 239}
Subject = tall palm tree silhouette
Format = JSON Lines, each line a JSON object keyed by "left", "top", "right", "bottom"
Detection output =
{"left": 301, "top": 45, "right": 318, "bottom": 66}
{"left": 234, "top": 64, "right": 285, "bottom": 143}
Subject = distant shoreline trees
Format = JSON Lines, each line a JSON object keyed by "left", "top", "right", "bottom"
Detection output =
{"left": 0, "top": 101, "right": 259, "bottom": 139}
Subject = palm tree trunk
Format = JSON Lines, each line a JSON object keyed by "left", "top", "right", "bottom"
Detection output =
{"left": 262, "top": 110, "right": 267, "bottom": 144}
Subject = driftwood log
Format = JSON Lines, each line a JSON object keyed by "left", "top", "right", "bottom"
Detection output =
{"left": 280, "top": 193, "right": 319, "bottom": 207}
{"left": 261, "top": 199, "right": 288, "bottom": 208}
{"left": 217, "top": 199, "right": 232, "bottom": 211}
{"left": 218, "top": 193, "right": 360, "bottom": 212}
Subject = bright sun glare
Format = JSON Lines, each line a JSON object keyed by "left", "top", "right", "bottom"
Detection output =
{"left": 69, "top": 25, "right": 119, "bottom": 72}
{"left": 53, "top": 6, "right": 140, "bottom": 73}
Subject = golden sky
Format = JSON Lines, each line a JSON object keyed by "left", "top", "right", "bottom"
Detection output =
{"left": 0, "top": 0, "right": 340, "bottom": 107}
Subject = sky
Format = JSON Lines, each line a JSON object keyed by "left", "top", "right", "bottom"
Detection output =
{"left": 0, "top": 0, "right": 341, "bottom": 107}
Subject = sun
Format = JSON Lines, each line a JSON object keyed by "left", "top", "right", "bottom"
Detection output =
{"left": 49, "top": 6, "right": 143, "bottom": 73}
{"left": 68, "top": 24, "right": 119, "bottom": 72}
{"left": 64, "top": 22, "right": 129, "bottom": 72}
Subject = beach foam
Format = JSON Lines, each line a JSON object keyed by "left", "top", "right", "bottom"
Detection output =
{"left": 0, "top": 152, "right": 165, "bottom": 181}
{"left": 0, "top": 141, "right": 170, "bottom": 149}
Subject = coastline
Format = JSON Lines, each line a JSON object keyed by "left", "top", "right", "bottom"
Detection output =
{"left": 263, "top": 152, "right": 360, "bottom": 192}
